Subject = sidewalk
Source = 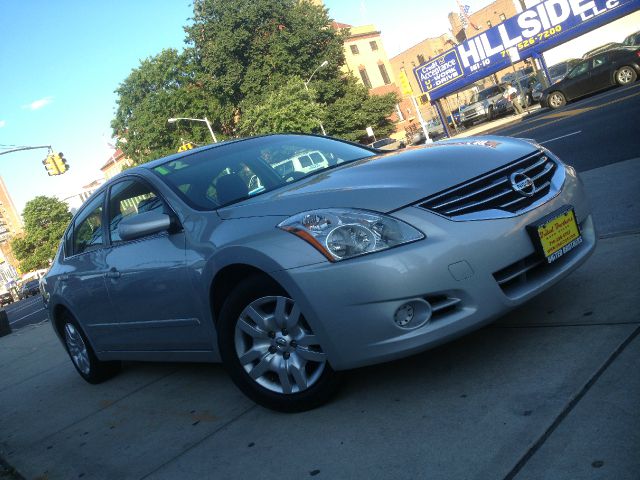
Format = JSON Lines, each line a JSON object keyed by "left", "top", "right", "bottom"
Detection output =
{"left": 450, "top": 104, "right": 543, "bottom": 138}
{"left": 1, "top": 161, "right": 638, "bottom": 480}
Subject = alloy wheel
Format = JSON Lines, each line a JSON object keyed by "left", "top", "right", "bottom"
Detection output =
{"left": 234, "top": 296, "right": 326, "bottom": 395}
{"left": 549, "top": 92, "right": 565, "bottom": 108}
{"left": 617, "top": 67, "right": 634, "bottom": 85}
{"left": 64, "top": 323, "right": 91, "bottom": 375}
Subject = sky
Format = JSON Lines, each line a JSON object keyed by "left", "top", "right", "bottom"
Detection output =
{"left": 0, "top": 1, "right": 637, "bottom": 217}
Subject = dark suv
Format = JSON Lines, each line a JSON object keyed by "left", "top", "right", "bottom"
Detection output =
{"left": 0, "top": 292, "right": 13, "bottom": 307}
{"left": 20, "top": 280, "right": 41, "bottom": 300}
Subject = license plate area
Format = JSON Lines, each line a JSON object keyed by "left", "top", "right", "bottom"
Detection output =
{"left": 527, "top": 206, "right": 582, "bottom": 264}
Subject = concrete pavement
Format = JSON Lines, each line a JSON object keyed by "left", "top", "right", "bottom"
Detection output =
{"left": 1, "top": 161, "right": 638, "bottom": 479}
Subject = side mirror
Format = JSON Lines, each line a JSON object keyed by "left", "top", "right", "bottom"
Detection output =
{"left": 118, "top": 211, "right": 172, "bottom": 242}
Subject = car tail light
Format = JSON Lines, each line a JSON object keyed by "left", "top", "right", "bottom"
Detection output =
{"left": 636, "top": 50, "right": 640, "bottom": 58}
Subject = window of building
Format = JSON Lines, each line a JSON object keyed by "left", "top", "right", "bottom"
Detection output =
{"left": 499, "top": 13, "right": 506, "bottom": 21}
{"left": 369, "top": 41, "right": 378, "bottom": 51}
{"left": 350, "top": 44, "right": 359, "bottom": 55}
{"left": 419, "top": 94, "right": 429, "bottom": 105}
{"left": 378, "top": 63, "right": 391, "bottom": 85}
{"left": 487, "top": 20, "right": 492, "bottom": 28}
{"left": 359, "top": 68, "right": 372, "bottom": 89}
{"left": 417, "top": 53, "right": 425, "bottom": 64}
{"left": 395, "top": 104, "right": 404, "bottom": 121}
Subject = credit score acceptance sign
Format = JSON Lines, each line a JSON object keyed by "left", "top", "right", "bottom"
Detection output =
{"left": 414, "top": 0, "right": 639, "bottom": 100}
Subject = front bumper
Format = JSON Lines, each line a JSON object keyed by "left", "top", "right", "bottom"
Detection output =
{"left": 273, "top": 167, "right": 595, "bottom": 370}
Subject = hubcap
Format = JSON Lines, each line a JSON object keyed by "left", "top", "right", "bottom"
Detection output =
{"left": 234, "top": 296, "right": 326, "bottom": 395}
{"left": 64, "top": 323, "right": 91, "bottom": 375}
{"left": 619, "top": 69, "right": 632, "bottom": 84}
{"left": 550, "top": 93, "right": 563, "bottom": 108}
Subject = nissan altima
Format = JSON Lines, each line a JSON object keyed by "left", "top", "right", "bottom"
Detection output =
{"left": 41, "top": 134, "right": 596, "bottom": 412}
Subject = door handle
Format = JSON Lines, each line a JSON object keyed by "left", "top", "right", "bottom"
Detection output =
{"left": 105, "top": 269, "right": 121, "bottom": 279}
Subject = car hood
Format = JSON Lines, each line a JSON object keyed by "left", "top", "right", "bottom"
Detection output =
{"left": 218, "top": 136, "right": 539, "bottom": 219}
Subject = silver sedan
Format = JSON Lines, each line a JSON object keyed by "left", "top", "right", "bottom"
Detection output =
{"left": 42, "top": 134, "right": 595, "bottom": 411}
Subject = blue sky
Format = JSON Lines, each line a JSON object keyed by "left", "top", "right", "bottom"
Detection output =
{"left": 0, "top": 0, "right": 490, "bottom": 215}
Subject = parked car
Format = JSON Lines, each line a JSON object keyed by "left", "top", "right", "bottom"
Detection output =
{"left": 42, "top": 133, "right": 595, "bottom": 412}
{"left": 623, "top": 30, "right": 640, "bottom": 47}
{"left": 20, "top": 280, "right": 41, "bottom": 300}
{"left": 272, "top": 150, "right": 329, "bottom": 176}
{"left": 532, "top": 59, "right": 581, "bottom": 102}
{"left": 426, "top": 119, "right": 446, "bottom": 140}
{"left": 0, "top": 292, "right": 13, "bottom": 307}
{"left": 368, "top": 138, "right": 405, "bottom": 151}
{"left": 582, "top": 42, "right": 624, "bottom": 59}
{"left": 459, "top": 84, "right": 508, "bottom": 127}
{"left": 542, "top": 47, "right": 640, "bottom": 109}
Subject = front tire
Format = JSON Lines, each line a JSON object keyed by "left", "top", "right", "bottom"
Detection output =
{"left": 60, "top": 312, "right": 120, "bottom": 384}
{"left": 616, "top": 66, "right": 637, "bottom": 86}
{"left": 547, "top": 91, "right": 566, "bottom": 109}
{"left": 218, "top": 274, "right": 341, "bottom": 412}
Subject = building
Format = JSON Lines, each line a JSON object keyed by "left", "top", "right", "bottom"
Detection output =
{"left": 0, "top": 176, "right": 24, "bottom": 276}
{"left": 101, "top": 148, "right": 132, "bottom": 180}
{"left": 449, "top": 0, "right": 520, "bottom": 43}
{"left": 62, "top": 177, "right": 105, "bottom": 214}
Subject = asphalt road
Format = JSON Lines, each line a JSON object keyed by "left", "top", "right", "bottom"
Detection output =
{"left": 3, "top": 295, "right": 46, "bottom": 331}
{"left": 487, "top": 82, "right": 640, "bottom": 172}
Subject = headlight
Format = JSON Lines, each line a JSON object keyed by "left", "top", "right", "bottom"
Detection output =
{"left": 278, "top": 209, "right": 424, "bottom": 262}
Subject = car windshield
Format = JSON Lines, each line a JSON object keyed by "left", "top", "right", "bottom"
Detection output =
{"left": 549, "top": 63, "right": 568, "bottom": 79}
{"left": 474, "top": 86, "right": 501, "bottom": 102}
{"left": 152, "top": 134, "right": 375, "bottom": 209}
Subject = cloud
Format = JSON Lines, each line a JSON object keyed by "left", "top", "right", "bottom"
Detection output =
{"left": 0, "top": 120, "right": 5, "bottom": 128}
{"left": 23, "top": 96, "right": 53, "bottom": 111}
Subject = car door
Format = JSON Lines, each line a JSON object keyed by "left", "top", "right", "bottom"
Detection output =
{"left": 561, "top": 60, "right": 591, "bottom": 100}
{"left": 101, "top": 176, "right": 207, "bottom": 351}
{"left": 60, "top": 191, "right": 117, "bottom": 351}
{"left": 588, "top": 53, "right": 612, "bottom": 91}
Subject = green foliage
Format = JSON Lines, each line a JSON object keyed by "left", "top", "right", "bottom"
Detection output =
{"left": 238, "top": 78, "right": 325, "bottom": 135}
{"left": 112, "top": 0, "right": 397, "bottom": 158}
{"left": 111, "top": 48, "right": 222, "bottom": 165}
{"left": 11, "top": 196, "right": 72, "bottom": 272}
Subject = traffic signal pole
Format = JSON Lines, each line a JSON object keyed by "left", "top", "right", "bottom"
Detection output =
{"left": 0, "top": 145, "right": 69, "bottom": 175}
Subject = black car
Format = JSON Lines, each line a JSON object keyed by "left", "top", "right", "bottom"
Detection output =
{"left": 542, "top": 47, "right": 640, "bottom": 109}
{"left": 0, "top": 292, "right": 13, "bottom": 307}
{"left": 20, "top": 280, "right": 41, "bottom": 300}
{"left": 623, "top": 30, "right": 640, "bottom": 47}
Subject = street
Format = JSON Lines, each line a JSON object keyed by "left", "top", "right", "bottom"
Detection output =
{"left": 3, "top": 296, "right": 46, "bottom": 331}
{"left": 1, "top": 84, "right": 639, "bottom": 479}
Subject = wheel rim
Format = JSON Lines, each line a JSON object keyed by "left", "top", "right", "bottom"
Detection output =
{"left": 618, "top": 68, "right": 633, "bottom": 84}
{"left": 64, "top": 323, "right": 91, "bottom": 375}
{"left": 549, "top": 93, "right": 563, "bottom": 108}
{"left": 234, "top": 296, "right": 326, "bottom": 395}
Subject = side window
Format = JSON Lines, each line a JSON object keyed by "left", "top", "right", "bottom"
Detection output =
{"left": 108, "top": 179, "right": 167, "bottom": 243}
{"left": 592, "top": 53, "right": 607, "bottom": 68}
{"left": 73, "top": 193, "right": 105, "bottom": 256}
{"left": 567, "top": 61, "right": 589, "bottom": 79}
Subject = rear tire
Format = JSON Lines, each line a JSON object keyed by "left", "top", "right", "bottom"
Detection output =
{"left": 547, "top": 91, "right": 566, "bottom": 109}
{"left": 616, "top": 66, "right": 637, "bottom": 86}
{"left": 218, "top": 274, "right": 341, "bottom": 412}
{"left": 60, "top": 312, "right": 121, "bottom": 384}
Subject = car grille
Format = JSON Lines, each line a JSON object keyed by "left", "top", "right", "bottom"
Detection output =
{"left": 419, "top": 151, "right": 561, "bottom": 220}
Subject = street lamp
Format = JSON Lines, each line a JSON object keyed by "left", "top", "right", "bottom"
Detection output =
{"left": 303, "top": 60, "right": 329, "bottom": 136}
{"left": 167, "top": 116, "right": 218, "bottom": 143}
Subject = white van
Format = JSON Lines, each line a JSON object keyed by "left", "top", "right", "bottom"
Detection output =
{"left": 272, "top": 150, "right": 329, "bottom": 177}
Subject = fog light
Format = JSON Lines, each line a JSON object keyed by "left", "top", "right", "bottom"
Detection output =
{"left": 393, "top": 299, "right": 432, "bottom": 329}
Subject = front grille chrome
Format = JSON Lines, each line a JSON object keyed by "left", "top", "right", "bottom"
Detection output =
{"left": 419, "top": 151, "right": 564, "bottom": 220}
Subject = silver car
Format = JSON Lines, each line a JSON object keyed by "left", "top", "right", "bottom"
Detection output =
{"left": 42, "top": 134, "right": 596, "bottom": 412}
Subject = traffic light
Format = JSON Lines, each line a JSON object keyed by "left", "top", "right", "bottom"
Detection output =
{"left": 42, "top": 154, "right": 60, "bottom": 176}
{"left": 52, "top": 152, "right": 69, "bottom": 174}
{"left": 177, "top": 142, "right": 195, "bottom": 152}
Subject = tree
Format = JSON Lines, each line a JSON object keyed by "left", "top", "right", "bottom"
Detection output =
{"left": 111, "top": 48, "right": 223, "bottom": 165}
{"left": 238, "top": 78, "right": 325, "bottom": 135}
{"left": 112, "top": 0, "right": 398, "bottom": 161}
{"left": 11, "top": 196, "right": 72, "bottom": 272}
